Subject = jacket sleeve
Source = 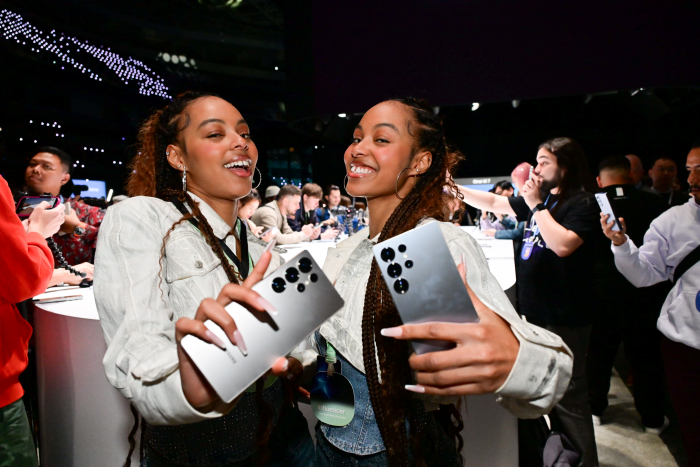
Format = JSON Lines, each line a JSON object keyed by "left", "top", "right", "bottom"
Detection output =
{"left": 0, "top": 177, "right": 54, "bottom": 304}
{"left": 494, "top": 222, "right": 525, "bottom": 240}
{"left": 94, "top": 202, "right": 234, "bottom": 425}
{"left": 444, "top": 225, "right": 573, "bottom": 418}
{"left": 612, "top": 215, "right": 673, "bottom": 287}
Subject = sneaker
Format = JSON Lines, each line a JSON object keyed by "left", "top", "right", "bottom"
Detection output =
{"left": 592, "top": 415, "right": 602, "bottom": 427}
{"left": 644, "top": 416, "right": 670, "bottom": 435}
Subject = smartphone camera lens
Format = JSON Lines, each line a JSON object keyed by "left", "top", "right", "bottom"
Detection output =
{"left": 285, "top": 268, "right": 300, "bottom": 283}
{"left": 398, "top": 244, "right": 406, "bottom": 253}
{"left": 405, "top": 260, "right": 413, "bottom": 268}
{"left": 380, "top": 247, "right": 395, "bottom": 262}
{"left": 298, "top": 257, "right": 313, "bottom": 273}
{"left": 310, "top": 273, "right": 318, "bottom": 283}
{"left": 271, "top": 278, "right": 286, "bottom": 293}
{"left": 394, "top": 278, "right": 409, "bottom": 294}
{"left": 297, "top": 283, "right": 306, "bottom": 292}
{"left": 387, "top": 263, "right": 402, "bottom": 278}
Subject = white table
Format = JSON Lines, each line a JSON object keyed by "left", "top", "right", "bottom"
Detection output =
{"left": 33, "top": 233, "right": 517, "bottom": 467}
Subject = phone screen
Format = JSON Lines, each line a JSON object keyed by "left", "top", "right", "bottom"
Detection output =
{"left": 16, "top": 196, "right": 60, "bottom": 218}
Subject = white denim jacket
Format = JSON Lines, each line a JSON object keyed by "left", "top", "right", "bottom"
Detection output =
{"left": 292, "top": 219, "right": 573, "bottom": 419}
{"left": 94, "top": 194, "right": 283, "bottom": 425}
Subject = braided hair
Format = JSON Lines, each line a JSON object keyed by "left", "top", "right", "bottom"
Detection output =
{"left": 123, "top": 91, "right": 273, "bottom": 465}
{"left": 361, "top": 98, "right": 465, "bottom": 466}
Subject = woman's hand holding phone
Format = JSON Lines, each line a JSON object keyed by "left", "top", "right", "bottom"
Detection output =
{"left": 381, "top": 253, "right": 520, "bottom": 396}
{"left": 175, "top": 249, "right": 288, "bottom": 409}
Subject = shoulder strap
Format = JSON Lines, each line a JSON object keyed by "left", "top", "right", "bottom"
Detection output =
{"left": 170, "top": 196, "right": 249, "bottom": 280}
{"left": 673, "top": 243, "right": 700, "bottom": 286}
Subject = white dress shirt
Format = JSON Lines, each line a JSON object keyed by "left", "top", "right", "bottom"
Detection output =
{"left": 293, "top": 219, "right": 574, "bottom": 418}
{"left": 612, "top": 198, "right": 700, "bottom": 349}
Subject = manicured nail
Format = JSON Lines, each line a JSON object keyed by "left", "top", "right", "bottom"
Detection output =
{"left": 257, "top": 296, "right": 277, "bottom": 315}
{"left": 405, "top": 384, "right": 426, "bottom": 393}
{"left": 233, "top": 330, "right": 248, "bottom": 356}
{"left": 263, "top": 238, "right": 277, "bottom": 254}
{"left": 205, "top": 330, "right": 226, "bottom": 350}
{"left": 380, "top": 327, "right": 402, "bottom": 337}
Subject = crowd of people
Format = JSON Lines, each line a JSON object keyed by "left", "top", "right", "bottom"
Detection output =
{"left": 1, "top": 91, "right": 698, "bottom": 467}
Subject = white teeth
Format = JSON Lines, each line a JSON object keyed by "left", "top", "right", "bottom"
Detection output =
{"left": 351, "top": 165, "right": 374, "bottom": 174}
{"left": 224, "top": 160, "right": 251, "bottom": 169}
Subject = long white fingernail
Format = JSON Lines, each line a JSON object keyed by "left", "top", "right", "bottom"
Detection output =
{"left": 233, "top": 330, "right": 248, "bottom": 356}
{"left": 205, "top": 330, "right": 227, "bottom": 350}
{"left": 257, "top": 297, "right": 277, "bottom": 315}
{"left": 380, "top": 327, "right": 402, "bottom": 337}
{"left": 263, "top": 238, "right": 277, "bottom": 254}
{"left": 405, "top": 384, "right": 426, "bottom": 393}
{"left": 461, "top": 252, "right": 467, "bottom": 267}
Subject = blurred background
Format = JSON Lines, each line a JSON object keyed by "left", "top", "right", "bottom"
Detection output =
{"left": 1, "top": 0, "right": 699, "bottom": 199}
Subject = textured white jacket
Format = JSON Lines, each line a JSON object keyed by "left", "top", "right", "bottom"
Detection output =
{"left": 94, "top": 194, "right": 283, "bottom": 425}
{"left": 293, "top": 220, "right": 574, "bottom": 419}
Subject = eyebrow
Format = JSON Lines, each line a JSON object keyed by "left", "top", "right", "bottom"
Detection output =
{"left": 197, "top": 118, "right": 226, "bottom": 129}
{"left": 374, "top": 122, "right": 399, "bottom": 133}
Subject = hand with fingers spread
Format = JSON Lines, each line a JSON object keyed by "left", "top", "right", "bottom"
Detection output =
{"left": 175, "top": 249, "right": 288, "bottom": 409}
{"left": 600, "top": 213, "right": 628, "bottom": 246}
{"left": 380, "top": 253, "right": 520, "bottom": 396}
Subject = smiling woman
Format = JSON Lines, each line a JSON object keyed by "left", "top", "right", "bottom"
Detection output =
{"left": 94, "top": 92, "right": 315, "bottom": 466}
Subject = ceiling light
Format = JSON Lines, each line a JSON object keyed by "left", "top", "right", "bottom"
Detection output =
{"left": 338, "top": 113, "right": 347, "bottom": 118}
{"left": 471, "top": 103, "right": 480, "bottom": 111}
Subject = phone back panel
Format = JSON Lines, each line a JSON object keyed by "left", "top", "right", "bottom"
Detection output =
{"left": 181, "top": 251, "right": 344, "bottom": 403}
{"left": 372, "top": 222, "right": 479, "bottom": 354}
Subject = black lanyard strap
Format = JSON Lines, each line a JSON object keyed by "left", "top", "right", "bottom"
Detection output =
{"left": 170, "top": 196, "right": 250, "bottom": 280}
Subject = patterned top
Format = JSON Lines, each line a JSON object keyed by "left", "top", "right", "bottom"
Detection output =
{"left": 53, "top": 199, "right": 104, "bottom": 265}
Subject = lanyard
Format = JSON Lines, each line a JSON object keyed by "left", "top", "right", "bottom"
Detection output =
{"left": 170, "top": 196, "right": 251, "bottom": 280}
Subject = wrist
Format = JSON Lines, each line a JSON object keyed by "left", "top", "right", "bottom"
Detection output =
{"left": 612, "top": 235, "right": 628, "bottom": 247}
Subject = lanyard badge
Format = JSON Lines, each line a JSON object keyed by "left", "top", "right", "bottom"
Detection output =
{"left": 310, "top": 342, "right": 355, "bottom": 426}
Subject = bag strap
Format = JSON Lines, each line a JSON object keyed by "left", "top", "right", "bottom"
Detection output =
{"left": 673, "top": 243, "right": 700, "bottom": 286}
{"left": 170, "top": 196, "right": 250, "bottom": 280}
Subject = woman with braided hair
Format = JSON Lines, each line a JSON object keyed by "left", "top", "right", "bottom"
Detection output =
{"left": 94, "top": 92, "right": 314, "bottom": 466}
{"left": 293, "top": 98, "right": 574, "bottom": 466}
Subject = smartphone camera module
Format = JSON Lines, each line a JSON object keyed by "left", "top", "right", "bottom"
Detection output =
{"left": 387, "top": 263, "right": 402, "bottom": 278}
{"left": 298, "top": 257, "right": 313, "bottom": 273}
{"left": 285, "top": 267, "right": 300, "bottom": 283}
{"left": 297, "top": 283, "right": 306, "bottom": 292}
{"left": 393, "top": 278, "right": 409, "bottom": 294}
{"left": 398, "top": 244, "right": 407, "bottom": 253}
{"left": 405, "top": 260, "right": 413, "bottom": 268}
{"left": 380, "top": 247, "right": 395, "bottom": 262}
{"left": 271, "top": 278, "right": 286, "bottom": 293}
{"left": 309, "top": 273, "right": 318, "bottom": 283}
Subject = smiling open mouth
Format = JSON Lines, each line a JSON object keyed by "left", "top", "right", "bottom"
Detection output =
{"left": 349, "top": 163, "right": 376, "bottom": 176}
{"left": 224, "top": 160, "right": 253, "bottom": 177}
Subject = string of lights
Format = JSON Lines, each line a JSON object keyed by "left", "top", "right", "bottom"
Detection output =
{"left": 0, "top": 9, "right": 171, "bottom": 99}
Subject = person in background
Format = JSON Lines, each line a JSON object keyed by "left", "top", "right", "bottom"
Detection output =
{"left": 648, "top": 156, "right": 688, "bottom": 206}
{"left": 339, "top": 195, "right": 352, "bottom": 208}
{"left": 23, "top": 147, "right": 96, "bottom": 284}
{"left": 587, "top": 156, "right": 669, "bottom": 433}
{"left": 480, "top": 181, "right": 516, "bottom": 232}
{"left": 626, "top": 154, "right": 652, "bottom": 191}
{"left": 238, "top": 189, "right": 276, "bottom": 242}
{"left": 250, "top": 184, "right": 319, "bottom": 244}
{"left": 288, "top": 183, "right": 339, "bottom": 240}
{"left": 1, "top": 175, "right": 64, "bottom": 467}
{"left": 317, "top": 184, "right": 343, "bottom": 221}
{"left": 263, "top": 185, "right": 279, "bottom": 204}
{"left": 458, "top": 137, "right": 601, "bottom": 467}
{"left": 602, "top": 143, "right": 700, "bottom": 466}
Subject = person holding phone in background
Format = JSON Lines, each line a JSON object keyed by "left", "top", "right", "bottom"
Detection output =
{"left": 601, "top": 143, "right": 700, "bottom": 466}
{"left": 94, "top": 92, "right": 314, "bottom": 466}
{"left": 0, "top": 175, "right": 64, "bottom": 467}
{"left": 292, "top": 98, "right": 573, "bottom": 466}
{"left": 237, "top": 188, "right": 277, "bottom": 243}
{"left": 458, "top": 137, "right": 601, "bottom": 467}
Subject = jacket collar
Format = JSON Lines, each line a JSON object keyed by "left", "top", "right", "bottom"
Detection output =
{"left": 187, "top": 192, "right": 235, "bottom": 240}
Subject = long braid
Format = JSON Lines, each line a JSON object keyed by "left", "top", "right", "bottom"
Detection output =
{"left": 361, "top": 98, "right": 466, "bottom": 466}
{"left": 124, "top": 91, "right": 273, "bottom": 465}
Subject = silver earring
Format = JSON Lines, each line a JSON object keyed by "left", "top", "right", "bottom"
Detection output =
{"left": 166, "top": 151, "right": 170, "bottom": 156}
{"left": 182, "top": 166, "right": 187, "bottom": 192}
{"left": 395, "top": 167, "right": 413, "bottom": 200}
{"left": 344, "top": 174, "right": 351, "bottom": 195}
{"left": 250, "top": 167, "right": 262, "bottom": 191}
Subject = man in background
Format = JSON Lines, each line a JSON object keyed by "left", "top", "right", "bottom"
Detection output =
{"left": 251, "top": 184, "right": 319, "bottom": 245}
{"left": 648, "top": 157, "right": 688, "bottom": 206}
{"left": 288, "top": 183, "right": 338, "bottom": 239}
{"left": 587, "top": 156, "right": 669, "bottom": 433}
{"left": 264, "top": 185, "right": 280, "bottom": 204}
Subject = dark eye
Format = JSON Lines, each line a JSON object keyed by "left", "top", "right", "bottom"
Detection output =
{"left": 241, "top": 133, "right": 252, "bottom": 140}
{"left": 207, "top": 133, "right": 223, "bottom": 138}
{"left": 376, "top": 138, "right": 389, "bottom": 143}
{"left": 351, "top": 137, "right": 361, "bottom": 144}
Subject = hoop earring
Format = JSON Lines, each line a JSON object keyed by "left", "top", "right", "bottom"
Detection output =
{"left": 182, "top": 166, "right": 187, "bottom": 193}
{"left": 344, "top": 174, "right": 350, "bottom": 195}
{"left": 251, "top": 167, "right": 262, "bottom": 191}
{"left": 395, "top": 167, "right": 416, "bottom": 200}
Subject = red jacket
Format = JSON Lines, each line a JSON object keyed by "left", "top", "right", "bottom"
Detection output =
{"left": 0, "top": 176, "right": 54, "bottom": 408}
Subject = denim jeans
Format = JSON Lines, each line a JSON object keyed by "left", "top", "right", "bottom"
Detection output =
{"left": 141, "top": 406, "right": 315, "bottom": 467}
{"left": 0, "top": 399, "right": 37, "bottom": 467}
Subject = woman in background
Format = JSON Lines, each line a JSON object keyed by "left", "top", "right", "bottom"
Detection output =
{"left": 238, "top": 189, "right": 276, "bottom": 242}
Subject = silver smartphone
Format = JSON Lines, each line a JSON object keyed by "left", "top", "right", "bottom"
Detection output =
{"left": 595, "top": 192, "right": 621, "bottom": 232}
{"left": 181, "top": 251, "right": 345, "bottom": 403}
{"left": 372, "top": 221, "right": 479, "bottom": 354}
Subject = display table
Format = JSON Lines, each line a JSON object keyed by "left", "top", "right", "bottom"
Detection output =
{"left": 33, "top": 231, "right": 517, "bottom": 467}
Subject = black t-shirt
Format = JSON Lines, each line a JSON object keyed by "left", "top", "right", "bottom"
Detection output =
{"left": 509, "top": 191, "right": 600, "bottom": 327}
